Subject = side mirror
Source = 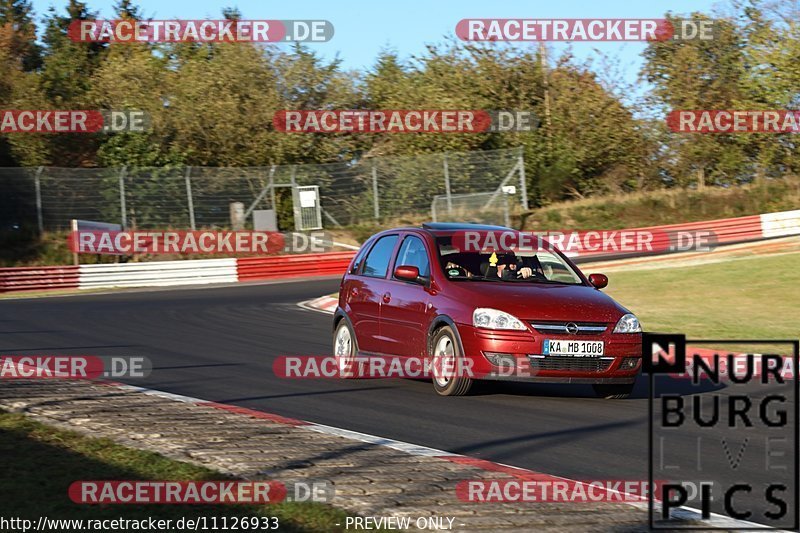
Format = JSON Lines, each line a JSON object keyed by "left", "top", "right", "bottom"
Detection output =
{"left": 588, "top": 273, "right": 608, "bottom": 289}
{"left": 394, "top": 265, "right": 422, "bottom": 283}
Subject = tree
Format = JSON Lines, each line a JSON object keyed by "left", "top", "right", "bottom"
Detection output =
{"left": 643, "top": 12, "right": 755, "bottom": 186}
{"left": 7, "top": 0, "right": 107, "bottom": 166}
{"left": 0, "top": 0, "right": 40, "bottom": 164}
{"left": 0, "top": 0, "right": 41, "bottom": 71}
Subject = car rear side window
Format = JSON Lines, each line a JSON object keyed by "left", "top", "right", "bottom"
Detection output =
{"left": 395, "top": 236, "right": 430, "bottom": 278}
{"left": 362, "top": 235, "right": 398, "bottom": 278}
{"left": 350, "top": 243, "right": 370, "bottom": 274}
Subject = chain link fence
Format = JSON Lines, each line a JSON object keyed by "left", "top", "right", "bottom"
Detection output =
{"left": 0, "top": 148, "right": 527, "bottom": 232}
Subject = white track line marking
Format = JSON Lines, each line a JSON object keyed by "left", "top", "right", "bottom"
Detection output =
{"left": 297, "top": 297, "right": 337, "bottom": 315}
{"left": 112, "top": 383, "right": 204, "bottom": 404}
{"left": 303, "top": 423, "right": 458, "bottom": 457}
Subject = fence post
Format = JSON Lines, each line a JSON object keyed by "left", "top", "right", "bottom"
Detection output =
{"left": 118, "top": 166, "right": 127, "bottom": 228}
{"left": 269, "top": 173, "right": 276, "bottom": 211}
{"left": 185, "top": 166, "right": 196, "bottom": 230}
{"left": 517, "top": 149, "right": 529, "bottom": 210}
{"left": 372, "top": 163, "right": 380, "bottom": 220}
{"left": 34, "top": 166, "right": 44, "bottom": 233}
{"left": 290, "top": 166, "right": 299, "bottom": 231}
{"left": 443, "top": 154, "right": 452, "bottom": 213}
{"left": 244, "top": 165, "right": 277, "bottom": 222}
{"left": 71, "top": 218, "right": 79, "bottom": 266}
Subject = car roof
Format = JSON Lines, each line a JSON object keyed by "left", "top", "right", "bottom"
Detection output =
{"left": 367, "top": 222, "right": 515, "bottom": 241}
{"left": 420, "top": 222, "right": 513, "bottom": 233}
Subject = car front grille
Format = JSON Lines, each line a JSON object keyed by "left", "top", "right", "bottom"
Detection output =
{"left": 529, "top": 321, "right": 609, "bottom": 335}
{"left": 528, "top": 356, "right": 613, "bottom": 372}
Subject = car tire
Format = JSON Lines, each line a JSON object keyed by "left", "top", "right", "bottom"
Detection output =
{"left": 592, "top": 383, "right": 634, "bottom": 399}
{"left": 333, "top": 319, "right": 357, "bottom": 378}
{"left": 430, "top": 325, "right": 473, "bottom": 396}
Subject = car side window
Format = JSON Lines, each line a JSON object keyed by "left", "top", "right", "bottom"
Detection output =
{"left": 535, "top": 251, "right": 582, "bottom": 284}
{"left": 395, "top": 235, "right": 430, "bottom": 278}
{"left": 362, "top": 235, "right": 398, "bottom": 278}
{"left": 350, "top": 242, "right": 370, "bottom": 274}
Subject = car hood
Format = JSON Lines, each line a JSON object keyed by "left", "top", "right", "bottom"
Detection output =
{"left": 451, "top": 281, "right": 629, "bottom": 323}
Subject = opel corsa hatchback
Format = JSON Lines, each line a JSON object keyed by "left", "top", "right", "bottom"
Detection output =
{"left": 333, "top": 223, "right": 643, "bottom": 398}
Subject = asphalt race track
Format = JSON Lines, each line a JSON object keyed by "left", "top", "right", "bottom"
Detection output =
{"left": 2, "top": 278, "right": 795, "bottom": 526}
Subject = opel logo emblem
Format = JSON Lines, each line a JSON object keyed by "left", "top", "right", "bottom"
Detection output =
{"left": 565, "top": 322, "right": 579, "bottom": 335}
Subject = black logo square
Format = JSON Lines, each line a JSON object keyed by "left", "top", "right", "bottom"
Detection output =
{"left": 642, "top": 332, "right": 686, "bottom": 374}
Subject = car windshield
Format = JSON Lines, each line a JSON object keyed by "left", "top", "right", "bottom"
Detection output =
{"left": 436, "top": 236, "right": 583, "bottom": 285}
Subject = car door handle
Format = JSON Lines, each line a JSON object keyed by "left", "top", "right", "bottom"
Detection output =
{"left": 382, "top": 292, "right": 391, "bottom": 303}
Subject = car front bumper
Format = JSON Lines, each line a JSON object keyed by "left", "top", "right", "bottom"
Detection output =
{"left": 457, "top": 323, "right": 642, "bottom": 384}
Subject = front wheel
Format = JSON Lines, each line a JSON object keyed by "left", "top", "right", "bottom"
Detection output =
{"left": 333, "top": 320, "right": 357, "bottom": 378}
{"left": 430, "top": 326, "right": 473, "bottom": 396}
{"left": 593, "top": 383, "right": 634, "bottom": 399}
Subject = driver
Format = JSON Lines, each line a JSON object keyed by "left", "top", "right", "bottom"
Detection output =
{"left": 487, "top": 251, "right": 534, "bottom": 279}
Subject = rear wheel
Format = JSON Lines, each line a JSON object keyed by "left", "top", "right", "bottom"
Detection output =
{"left": 431, "top": 326, "right": 473, "bottom": 396}
{"left": 333, "top": 320, "right": 357, "bottom": 378}
{"left": 593, "top": 383, "right": 634, "bottom": 399}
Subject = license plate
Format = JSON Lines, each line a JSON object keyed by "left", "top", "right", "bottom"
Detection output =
{"left": 543, "top": 339, "right": 604, "bottom": 357}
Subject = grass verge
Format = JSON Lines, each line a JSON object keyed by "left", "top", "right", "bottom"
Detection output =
{"left": 0, "top": 411, "right": 351, "bottom": 532}
{"left": 604, "top": 252, "right": 799, "bottom": 348}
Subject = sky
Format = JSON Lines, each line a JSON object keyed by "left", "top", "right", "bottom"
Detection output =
{"left": 29, "top": 0, "right": 724, "bottom": 91}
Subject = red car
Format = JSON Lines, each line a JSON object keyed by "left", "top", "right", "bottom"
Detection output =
{"left": 332, "top": 223, "right": 642, "bottom": 398}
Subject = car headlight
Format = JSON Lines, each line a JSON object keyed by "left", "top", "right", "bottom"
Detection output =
{"left": 473, "top": 308, "right": 526, "bottom": 331}
{"left": 613, "top": 313, "right": 642, "bottom": 333}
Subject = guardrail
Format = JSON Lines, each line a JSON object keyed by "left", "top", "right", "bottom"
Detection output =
{"left": 0, "top": 266, "right": 79, "bottom": 292}
{"left": 761, "top": 209, "right": 800, "bottom": 238}
{"left": 238, "top": 253, "right": 356, "bottom": 282}
{"left": 0, "top": 253, "right": 356, "bottom": 293}
{"left": 1, "top": 209, "right": 798, "bottom": 293}
{"left": 79, "top": 259, "right": 238, "bottom": 289}
{"left": 569, "top": 213, "right": 773, "bottom": 261}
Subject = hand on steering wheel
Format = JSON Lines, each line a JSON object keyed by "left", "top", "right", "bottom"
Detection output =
{"left": 517, "top": 267, "right": 533, "bottom": 279}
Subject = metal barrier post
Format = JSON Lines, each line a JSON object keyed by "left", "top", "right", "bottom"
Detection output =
{"left": 518, "top": 149, "right": 529, "bottom": 210}
{"left": 34, "top": 166, "right": 44, "bottom": 233}
{"left": 185, "top": 166, "right": 196, "bottom": 230}
{"left": 118, "top": 166, "right": 127, "bottom": 228}
{"left": 372, "top": 163, "right": 380, "bottom": 220}
{"left": 443, "top": 154, "right": 452, "bottom": 213}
